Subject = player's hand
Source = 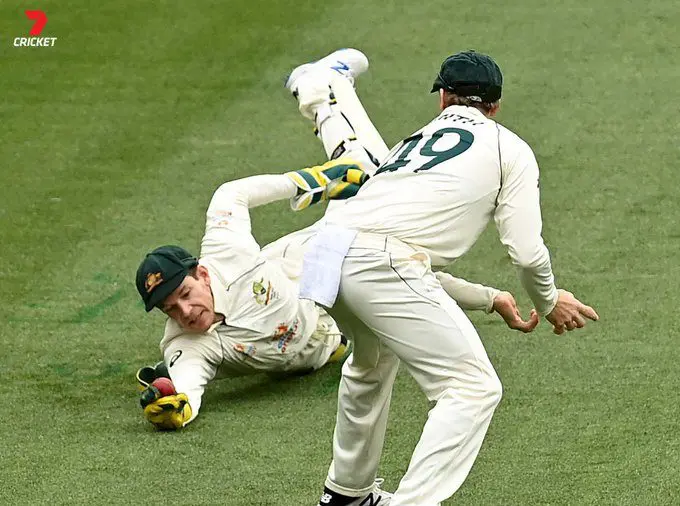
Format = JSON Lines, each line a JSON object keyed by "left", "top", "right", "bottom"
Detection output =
{"left": 492, "top": 291, "right": 540, "bottom": 333}
{"left": 286, "top": 158, "right": 370, "bottom": 211}
{"left": 545, "top": 289, "right": 599, "bottom": 335}
{"left": 143, "top": 394, "right": 192, "bottom": 431}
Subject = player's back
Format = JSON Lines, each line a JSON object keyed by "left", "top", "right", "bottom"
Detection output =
{"left": 323, "top": 105, "right": 520, "bottom": 266}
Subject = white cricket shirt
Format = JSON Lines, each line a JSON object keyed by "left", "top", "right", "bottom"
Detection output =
{"left": 322, "top": 105, "right": 558, "bottom": 316}
{"left": 158, "top": 175, "right": 323, "bottom": 423}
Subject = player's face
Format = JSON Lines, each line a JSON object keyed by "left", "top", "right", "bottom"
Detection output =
{"left": 161, "top": 266, "right": 217, "bottom": 332}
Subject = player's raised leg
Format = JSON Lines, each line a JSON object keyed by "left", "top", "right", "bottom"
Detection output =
{"left": 285, "top": 48, "right": 389, "bottom": 172}
{"left": 328, "top": 74, "right": 390, "bottom": 163}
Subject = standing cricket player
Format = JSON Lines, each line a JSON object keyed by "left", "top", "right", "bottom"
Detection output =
{"left": 283, "top": 49, "right": 599, "bottom": 505}
{"left": 134, "top": 156, "right": 532, "bottom": 431}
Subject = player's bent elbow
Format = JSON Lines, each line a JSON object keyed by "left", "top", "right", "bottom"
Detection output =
{"left": 513, "top": 246, "right": 551, "bottom": 272}
{"left": 205, "top": 182, "right": 245, "bottom": 214}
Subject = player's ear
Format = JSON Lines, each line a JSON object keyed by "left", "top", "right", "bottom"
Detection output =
{"left": 488, "top": 100, "right": 501, "bottom": 117}
{"left": 196, "top": 265, "right": 210, "bottom": 285}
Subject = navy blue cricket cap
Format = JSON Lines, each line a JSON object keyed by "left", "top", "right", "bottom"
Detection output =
{"left": 431, "top": 50, "right": 503, "bottom": 103}
{"left": 135, "top": 245, "right": 199, "bottom": 312}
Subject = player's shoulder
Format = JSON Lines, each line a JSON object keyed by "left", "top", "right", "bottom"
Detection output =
{"left": 495, "top": 121, "right": 537, "bottom": 161}
{"left": 496, "top": 121, "right": 531, "bottom": 148}
{"left": 161, "top": 317, "right": 183, "bottom": 341}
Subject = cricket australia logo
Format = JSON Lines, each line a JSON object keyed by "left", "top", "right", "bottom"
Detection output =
{"left": 252, "top": 278, "right": 278, "bottom": 305}
{"left": 145, "top": 272, "right": 163, "bottom": 293}
{"left": 14, "top": 10, "right": 57, "bottom": 47}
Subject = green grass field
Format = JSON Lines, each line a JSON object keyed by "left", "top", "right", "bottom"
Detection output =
{"left": 2, "top": 0, "right": 679, "bottom": 504}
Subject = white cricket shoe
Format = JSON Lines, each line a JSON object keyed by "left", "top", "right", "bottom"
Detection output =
{"left": 317, "top": 479, "right": 392, "bottom": 506}
{"left": 285, "top": 48, "right": 369, "bottom": 94}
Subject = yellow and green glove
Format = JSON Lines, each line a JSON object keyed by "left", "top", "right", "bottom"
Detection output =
{"left": 286, "top": 158, "right": 370, "bottom": 211}
{"left": 137, "top": 365, "right": 192, "bottom": 431}
{"left": 142, "top": 393, "right": 192, "bottom": 431}
{"left": 135, "top": 361, "right": 169, "bottom": 390}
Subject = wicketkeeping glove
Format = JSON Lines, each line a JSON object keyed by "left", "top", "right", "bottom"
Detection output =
{"left": 136, "top": 361, "right": 170, "bottom": 391}
{"left": 143, "top": 394, "right": 192, "bottom": 431}
{"left": 285, "top": 158, "right": 370, "bottom": 211}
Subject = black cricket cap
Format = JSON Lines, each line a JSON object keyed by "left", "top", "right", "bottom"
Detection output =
{"left": 135, "top": 245, "right": 199, "bottom": 312}
{"left": 431, "top": 50, "right": 503, "bottom": 103}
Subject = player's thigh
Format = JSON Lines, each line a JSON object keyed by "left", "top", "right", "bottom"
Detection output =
{"left": 339, "top": 253, "right": 498, "bottom": 400}
{"left": 329, "top": 293, "right": 392, "bottom": 371}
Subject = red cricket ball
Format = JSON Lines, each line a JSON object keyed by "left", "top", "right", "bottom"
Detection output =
{"left": 151, "top": 377, "right": 176, "bottom": 397}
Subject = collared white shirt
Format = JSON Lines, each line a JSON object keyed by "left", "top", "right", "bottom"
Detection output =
{"left": 158, "top": 175, "right": 321, "bottom": 423}
{"left": 320, "top": 105, "right": 558, "bottom": 315}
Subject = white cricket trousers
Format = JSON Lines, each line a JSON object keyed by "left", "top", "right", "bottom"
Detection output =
{"left": 325, "top": 233, "right": 503, "bottom": 505}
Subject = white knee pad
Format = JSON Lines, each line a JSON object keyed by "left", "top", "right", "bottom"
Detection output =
{"left": 315, "top": 101, "right": 380, "bottom": 172}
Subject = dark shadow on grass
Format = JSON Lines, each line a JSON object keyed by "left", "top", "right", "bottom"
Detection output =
{"left": 201, "top": 361, "right": 343, "bottom": 412}
{"left": 131, "top": 362, "right": 344, "bottom": 433}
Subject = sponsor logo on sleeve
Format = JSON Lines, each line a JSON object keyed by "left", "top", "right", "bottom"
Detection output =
{"left": 209, "top": 210, "right": 233, "bottom": 228}
{"left": 233, "top": 343, "right": 257, "bottom": 358}
{"left": 169, "top": 350, "right": 183, "bottom": 367}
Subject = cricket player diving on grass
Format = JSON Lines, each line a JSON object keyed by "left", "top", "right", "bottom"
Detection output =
{"left": 133, "top": 161, "right": 365, "bottom": 430}
{"left": 133, "top": 146, "right": 535, "bottom": 431}
{"left": 281, "top": 48, "right": 600, "bottom": 505}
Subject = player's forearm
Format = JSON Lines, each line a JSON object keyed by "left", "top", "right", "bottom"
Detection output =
{"left": 211, "top": 174, "right": 297, "bottom": 211}
{"left": 166, "top": 366, "right": 208, "bottom": 426}
{"left": 435, "top": 271, "right": 500, "bottom": 313}
{"left": 495, "top": 190, "right": 557, "bottom": 314}
{"left": 496, "top": 143, "right": 560, "bottom": 314}
{"left": 514, "top": 246, "right": 559, "bottom": 316}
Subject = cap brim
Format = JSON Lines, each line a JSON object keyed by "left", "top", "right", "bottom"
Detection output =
{"left": 144, "top": 270, "right": 187, "bottom": 312}
{"left": 431, "top": 74, "right": 447, "bottom": 93}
